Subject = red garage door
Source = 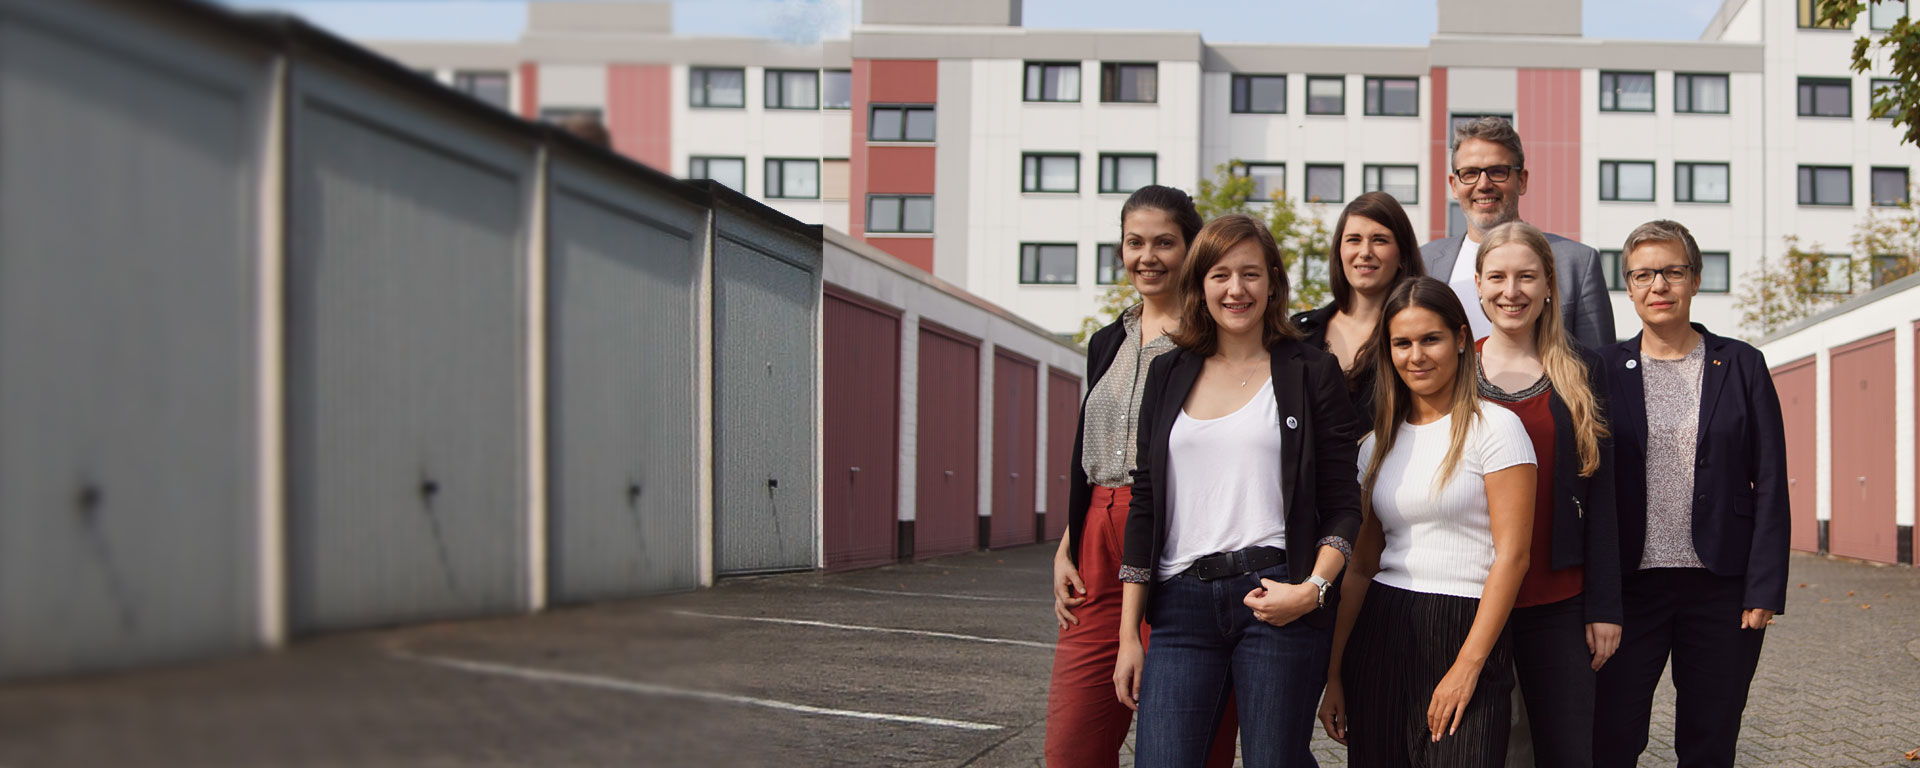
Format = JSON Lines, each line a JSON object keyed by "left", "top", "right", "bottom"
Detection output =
{"left": 823, "top": 289, "right": 900, "bottom": 572}
{"left": 1772, "top": 356, "right": 1818, "bottom": 554}
{"left": 991, "top": 350, "right": 1038, "bottom": 548}
{"left": 1830, "top": 332, "right": 1897, "bottom": 563}
{"left": 1045, "top": 367, "right": 1082, "bottom": 542}
{"left": 915, "top": 324, "right": 980, "bottom": 560}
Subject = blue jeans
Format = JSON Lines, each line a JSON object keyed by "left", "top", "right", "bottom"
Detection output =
{"left": 1136, "top": 562, "right": 1330, "bottom": 768}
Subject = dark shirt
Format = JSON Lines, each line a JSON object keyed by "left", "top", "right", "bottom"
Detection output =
{"left": 1291, "top": 303, "right": 1378, "bottom": 421}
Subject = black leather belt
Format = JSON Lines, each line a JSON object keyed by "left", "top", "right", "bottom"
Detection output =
{"left": 1187, "top": 546, "right": 1286, "bottom": 581}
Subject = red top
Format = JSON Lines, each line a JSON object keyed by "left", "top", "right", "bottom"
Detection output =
{"left": 1478, "top": 341, "right": 1584, "bottom": 609}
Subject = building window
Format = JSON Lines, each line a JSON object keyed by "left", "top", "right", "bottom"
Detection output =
{"left": 823, "top": 70, "right": 852, "bottom": 109}
{"left": 765, "top": 158, "right": 820, "bottom": 199}
{"left": 867, "top": 194, "right": 933, "bottom": 233}
{"left": 1022, "top": 153, "right": 1080, "bottom": 193}
{"left": 453, "top": 70, "right": 510, "bottom": 110}
{"left": 1305, "top": 164, "right": 1344, "bottom": 203}
{"left": 1872, "top": 254, "right": 1913, "bottom": 288}
{"left": 1025, "top": 61, "right": 1082, "bottom": 102}
{"left": 1101, "top": 62, "right": 1157, "bottom": 103}
{"left": 690, "top": 67, "right": 746, "bottom": 108}
{"left": 1364, "top": 77, "right": 1419, "bottom": 116}
{"left": 1097, "top": 243, "right": 1124, "bottom": 284}
{"left": 1799, "top": 0, "right": 1849, "bottom": 27}
{"left": 1363, "top": 165, "right": 1418, "bottom": 205}
{"left": 1099, "top": 154, "right": 1156, "bottom": 194}
{"left": 869, "top": 104, "right": 935, "bottom": 141}
{"left": 1020, "top": 243, "right": 1077, "bottom": 284}
{"left": 1700, "top": 252, "right": 1732, "bottom": 293}
{"left": 1675, "top": 162, "right": 1731, "bottom": 203}
{"left": 1799, "top": 165, "right": 1853, "bottom": 205}
{"left": 1817, "top": 254, "right": 1853, "bottom": 293}
{"left": 1599, "top": 161, "right": 1656, "bottom": 202}
{"left": 1674, "top": 73, "right": 1730, "bottom": 113}
{"left": 1600, "top": 71, "right": 1655, "bottom": 112}
{"left": 822, "top": 158, "right": 850, "bottom": 200}
{"left": 1872, "top": 167, "right": 1910, "bottom": 205}
{"left": 1232, "top": 74, "right": 1287, "bottom": 113}
{"left": 1872, "top": 78, "right": 1901, "bottom": 118}
{"left": 1872, "top": 0, "right": 1907, "bottom": 28}
{"left": 1306, "top": 76, "right": 1344, "bottom": 114}
{"left": 539, "top": 107, "right": 603, "bottom": 125}
{"left": 689, "top": 156, "right": 746, "bottom": 192}
{"left": 1234, "top": 162, "right": 1286, "bottom": 202}
{"left": 1600, "top": 250, "right": 1625, "bottom": 291}
{"left": 765, "top": 69, "right": 819, "bottom": 109}
{"left": 1798, "top": 77, "right": 1852, "bottom": 117}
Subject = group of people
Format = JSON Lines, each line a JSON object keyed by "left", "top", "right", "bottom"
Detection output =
{"left": 1045, "top": 117, "right": 1790, "bottom": 768}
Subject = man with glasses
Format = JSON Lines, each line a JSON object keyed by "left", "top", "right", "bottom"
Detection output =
{"left": 1421, "top": 116, "right": 1615, "bottom": 348}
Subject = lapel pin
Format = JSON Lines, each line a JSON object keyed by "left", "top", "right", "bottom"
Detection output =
{"left": 1626, "top": 359, "right": 1637, "bottom": 370}
{"left": 1285, "top": 416, "right": 1298, "bottom": 429}
{"left": 1713, "top": 360, "right": 1722, "bottom": 366}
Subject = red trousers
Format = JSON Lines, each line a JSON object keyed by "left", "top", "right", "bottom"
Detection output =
{"left": 1045, "top": 485, "right": 1239, "bottom": 768}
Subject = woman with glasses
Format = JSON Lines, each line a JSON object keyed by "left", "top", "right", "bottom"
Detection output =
{"left": 1591, "top": 220, "right": 1788, "bottom": 768}
{"left": 1292, "top": 191, "right": 1430, "bottom": 414}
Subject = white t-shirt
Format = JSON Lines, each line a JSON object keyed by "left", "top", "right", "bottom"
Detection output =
{"left": 1158, "top": 377, "right": 1288, "bottom": 580}
{"left": 1356, "top": 404, "right": 1535, "bottom": 598}
{"left": 1447, "top": 234, "right": 1492, "bottom": 341}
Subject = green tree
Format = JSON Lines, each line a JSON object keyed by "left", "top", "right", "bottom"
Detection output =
{"left": 1818, "top": 1, "right": 1920, "bottom": 144}
{"left": 1736, "top": 236, "right": 1873, "bottom": 338}
{"left": 1074, "top": 162, "right": 1335, "bottom": 344}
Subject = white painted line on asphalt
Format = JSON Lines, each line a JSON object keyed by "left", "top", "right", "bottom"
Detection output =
{"left": 816, "top": 584, "right": 1052, "bottom": 603}
{"left": 395, "top": 651, "right": 1004, "bottom": 732}
{"left": 668, "top": 610, "right": 1055, "bottom": 649}
{"left": 915, "top": 561, "right": 1050, "bottom": 575}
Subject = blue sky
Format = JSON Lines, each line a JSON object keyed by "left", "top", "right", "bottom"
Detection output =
{"left": 218, "top": 0, "right": 1726, "bottom": 45}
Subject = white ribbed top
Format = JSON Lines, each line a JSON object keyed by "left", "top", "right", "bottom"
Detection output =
{"left": 1158, "top": 377, "right": 1287, "bottom": 580}
{"left": 1358, "top": 404, "right": 1535, "bottom": 599}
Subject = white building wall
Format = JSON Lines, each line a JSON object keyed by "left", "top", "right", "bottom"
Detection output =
{"left": 536, "top": 63, "right": 607, "bottom": 112}
{"left": 672, "top": 63, "right": 844, "bottom": 228}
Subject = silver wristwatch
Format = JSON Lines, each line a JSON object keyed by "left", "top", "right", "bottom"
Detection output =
{"left": 1306, "top": 574, "right": 1332, "bottom": 609}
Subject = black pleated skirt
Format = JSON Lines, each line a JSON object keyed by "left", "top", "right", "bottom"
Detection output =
{"left": 1341, "top": 580, "right": 1514, "bottom": 768}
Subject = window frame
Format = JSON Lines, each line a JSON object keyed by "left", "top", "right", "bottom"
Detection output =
{"left": 764, "top": 69, "right": 820, "bottom": 110}
{"left": 1100, "top": 62, "right": 1158, "bottom": 104}
{"left": 1304, "top": 163, "right": 1344, "bottom": 204}
{"left": 866, "top": 194, "right": 934, "bottom": 234}
{"left": 689, "top": 66, "right": 747, "bottom": 109}
{"left": 1233, "top": 161, "right": 1287, "bottom": 203}
{"left": 1305, "top": 75, "right": 1345, "bottom": 115}
{"left": 1599, "top": 160, "right": 1657, "bottom": 202}
{"left": 1021, "top": 152, "right": 1081, "bottom": 194}
{"left": 1231, "top": 74, "right": 1288, "bottom": 114}
{"left": 868, "top": 103, "right": 936, "bottom": 142}
{"left": 538, "top": 106, "right": 603, "bottom": 125}
{"left": 1362, "top": 164, "right": 1419, "bottom": 205}
{"left": 1872, "top": 0, "right": 1907, "bottom": 29}
{"left": 1871, "top": 254, "right": 1913, "bottom": 288}
{"left": 452, "top": 70, "right": 510, "bottom": 110}
{"left": 1019, "top": 242, "right": 1079, "bottom": 285}
{"left": 1096, "top": 243, "right": 1125, "bottom": 285}
{"left": 1600, "top": 250, "right": 1626, "bottom": 291}
{"left": 822, "top": 69, "right": 853, "bottom": 110}
{"left": 1674, "top": 161, "right": 1731, "bottom": 204}
{"left": 1798, "top": 165, "right": 1854, "bottom": 206}
{"left": 1699, "top": 251, "right": 1732, "bottom": 293}
{"left": 1599, "top": 71, "right": 1657, "bottom": 113}
{"left": 1871, "top": 166, "right": 1910, "bottom": 206}
{"left": 689, "top": 155, "right": 747, "bottom": 192}
{"left": 1024, "top": 61, "right": 1083, "bottom": 103}
{"left": 1797, "top": 77, "right": 1853, "bottom": 117}
{"left": 1816, "top": 254, "right": 1854, "bottom": 294}
{"left": 1872, "top": 78, "right": 1901, "bottom": 119}
{"left": 1363, "top": 76, "right": 1420, "bottom": 117}
{"left": 1798, "top": 0, "right": 1850, "bottom": 28}
{"left": 1673, "top": 72, "right": 1731, "bottom": 114}
{"left": 764, "top": 157, "right": 821, "bottom": 199}
{"left": 1097, "top": 153, "right": 1158, "bottom": 194}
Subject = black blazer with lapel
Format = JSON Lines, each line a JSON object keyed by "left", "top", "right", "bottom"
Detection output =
{"left": 1121, "top": 339, "right": 1366, "bottom": 629}
{"left": 1290, "top": 302, "right": 1378, "bottom": 418}
{"left": 1064, "top": 317, "right": 1128, "bottom": 567}
{"left": 1540, "top": 344, "right": 1624, "bottom": 625}
{"left": 1597, "top": 324, "right": 1791, "bottom": 614}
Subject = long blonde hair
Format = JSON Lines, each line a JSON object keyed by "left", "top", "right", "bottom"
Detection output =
{"left": 1360, "top": 277, "right": 1482, "bottom": 511}
{"left": 1477, "top": 221, "right": 1609, "bottom": 476}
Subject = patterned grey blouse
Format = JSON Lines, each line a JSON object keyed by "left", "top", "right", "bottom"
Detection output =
{"left": 1639, "top": 340, "right": 1708, "bottom": 570}
{"left": 1081, "top": 304, "right": 1177, "bottom": 487}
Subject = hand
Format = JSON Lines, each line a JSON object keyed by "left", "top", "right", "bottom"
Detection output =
{"left": 1113, "top": 639, "right": 1144, "bottom": 711}
{"left": 1243, "top": 578, "right": 1318, "bottom": 628}
{"left": 1318, "top": 678, "right": 1349, "bottom": 745}
{"left": 1741, "top": 608, "right": 1775, "bottom": 630}
{"left": 1426, "top": 659, "right": 1482, "bottom": 741}
{"left": 1586, "top": 622, "right": 1622, "bottom": 671}
{"left": 1052, "top": 556, "right": 1088, "bottom": 630}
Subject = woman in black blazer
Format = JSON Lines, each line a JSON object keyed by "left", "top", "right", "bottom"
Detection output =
{"left": 1591, "top": 220, "right": 1789, "bottom": 768}
{"left": 1112, "top": 214, "right": 1365, "bottom": 768}
{"left": 1291, "top": 192, "right": 1429, "bottom": 415}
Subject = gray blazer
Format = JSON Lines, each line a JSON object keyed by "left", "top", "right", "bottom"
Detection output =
{"left": 1421, "top": 231, "right": 1617, "bottom": 349}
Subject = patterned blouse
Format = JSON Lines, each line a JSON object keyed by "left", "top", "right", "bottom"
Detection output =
{"left": 1080, "top": 304, "right": 1177, "bottom": 487}
{"left": 1639, "top": 340, "right": 1708, "bottom": 570}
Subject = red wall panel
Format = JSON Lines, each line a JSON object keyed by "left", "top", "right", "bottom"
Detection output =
{"left": 867, "top": 146, "right": 937, "bottom": 195}
{"left": 607, "top": 64, "right": 672, "bottom": 171}
{"left": 1772, "top": 357, "right": 1819, "bottom": 553}
{"left": 518, "top": 62, "right": 540, "bottom": 120}
{"left": 1045, "top": 368, "right": 1082, "bottom": 541}
{"left": 868, "top": 59, "right": 938, "bottom": 102}
{"left": 851, "top": 59, "right": 937, "bottom": 265}
{"left": 1429, "top": 66, "right": 1450, "bottom": 242}
{"left": 1516, "top": 69, "right": 1582, "bottom": 241}
{"left": 915, "top": 325, "right": 980, "bottom": 559}
{"left": 823, "top": 291, "right": 901, "bottom": 572}
{"left": 1830, "top": 332, "right": 1897, "bottom": 563}
{"left": 991, "top": 351, "right": 1039, "bottom": 548}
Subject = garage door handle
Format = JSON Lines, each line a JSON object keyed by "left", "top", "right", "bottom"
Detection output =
{"left": 76, "top": 482, "right": 103, "bottom": 522}
{"left": 944, "top": 470, "right": 954, "bottom": 479}
{"left": 1859, "top": 476, "right": 1867, "bottom": 486}
{"left": 1010, "top": 472, "right": 1019, "bottom": 479}
{"left": 1789, "top": 478, "right": 1797, "bottom": 486}
{"left": 421, "top": 479, "right": 440, "bottom": 498}
{"left": 628, "top": 483, "right": 642, "bottom": 505}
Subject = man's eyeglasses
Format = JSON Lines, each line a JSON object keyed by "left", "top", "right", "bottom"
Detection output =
{"left": 1453, "top": 165, "right": 1521, "bottom": 184}
{"left": 1626, "top": 265, "right": 1694, "bottom": 288}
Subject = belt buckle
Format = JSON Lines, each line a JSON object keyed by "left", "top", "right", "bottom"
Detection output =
{"left": 1231, "top": 549, "right": 1249, "bottom": 576}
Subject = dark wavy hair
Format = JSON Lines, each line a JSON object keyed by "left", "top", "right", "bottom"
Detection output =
{"left": 1169, "top": 214, "right": 1301, "bottom": 356}
{"left": 1329, "top": 191, "right": 1428, "bottom": 313}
